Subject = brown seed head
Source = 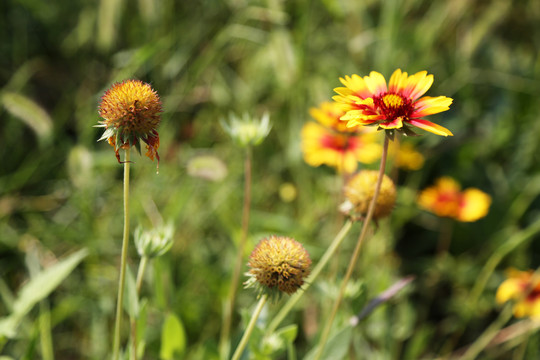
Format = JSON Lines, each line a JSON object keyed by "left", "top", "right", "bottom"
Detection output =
{"left": 247, "top": 236, "right": 311, "bottom": 297}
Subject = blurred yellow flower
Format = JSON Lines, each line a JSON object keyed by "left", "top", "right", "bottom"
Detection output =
{"left": 246, "top": 236, "right": 311, "bottom": 297}
{"left": 97, "top": 79, "right": 162, "bottom": 163}
{"left": 302, "top": 102, "right": 381, "bottom": 173}
{"left": 342, "top": 170, "right": 397, "bottom": 219}
{"left": 333, "top": 69, "right": 453, "bottom": 137}
{"left": 417, "top": 177, "right": 491, "bottom": 222}
{"left": 496, "top": 268, "right": 540, "bottom": 319}
{"left": 389, "top": 141, "right": 425, "bottom": 171}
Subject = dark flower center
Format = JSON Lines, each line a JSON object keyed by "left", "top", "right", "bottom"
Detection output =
{"left": 374, "top": 93, "right": 414, "bottom": 122}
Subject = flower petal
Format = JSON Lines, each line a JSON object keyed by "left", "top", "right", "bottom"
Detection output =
{"left": 403, "top": 71, "right": 433, "bottom": 100}
{"left": 378, "top": 117, "right": 404, "bottom": 130}
{"left": 408, "top": 119, "right": 453, "bottom": 136}
{"left": 363, "top": 71, "right": 387, "bottom": 97}
{"left": 388, "top": 69, "right": 408, "bottom": 93}
{"left": 338, "top": 75, "right": 372, "bottom": 99}
{"left": 457, "top": 188, "right": 491, "bottom": 222}
{"left": 412, "top": 96, "right": 453, "bottom": 117}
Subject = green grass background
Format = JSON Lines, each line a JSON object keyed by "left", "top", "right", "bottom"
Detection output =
{"left": 2, "top": 0, "right": 540, "bottom": 358}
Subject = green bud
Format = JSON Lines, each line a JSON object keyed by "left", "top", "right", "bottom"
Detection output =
{"left": 220, "top": 112, "right": 271, "bottom": 147}
{"left": 134, "top": 223, "right": 174, "bottom": 258}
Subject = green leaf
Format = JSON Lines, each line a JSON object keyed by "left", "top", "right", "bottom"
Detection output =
{"left": 160, "top": 313, "right": 186, "bottom": 359}
{"left": 0, "top": 249, "right": 88, "bottom": 338}
{"left": 304, "top": 326, "right": 352, "bottom": 360}
{"left": 276, "top": 324, "right": 297, "bottom": 343}
{"left": 1, "top": 92, "right": 53, "bottom": 146}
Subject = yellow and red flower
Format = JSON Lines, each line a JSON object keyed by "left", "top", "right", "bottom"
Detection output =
{"left": 496, "top": 268, "right": 540, "bottom": 319}
{"left": 333, "top": 69, "right": 453, "bottom": 137}
{"left": 97, "top": 79, "right": 162, "bottom": 163}
{"left": 417, "top": 177, "right": 491, "bottom": 222}
{"left": 301, "top": 101, "right": 381, "bottom": 173}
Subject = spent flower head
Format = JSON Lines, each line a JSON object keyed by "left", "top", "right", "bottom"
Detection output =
{"left": 333, "top": 69, "right": 453, "bottom": 138}
{"left": 134, "top": 223, "right": 174, "bottom": 258}
{"left": 341, "top": 170, "right": 397, "bottom": 220}
{"left": 220, "top": 112, "right": 271, "bottom": 147}
{"left": 97, "top": 79, "right": 162, "bottom": 163}
{"left": 496, "top": 268, "right": 540, "bottom": 319}
{"left": 417, "top": 177, "right": 491, "bottom": 222}
{"left": 245, "top": 235, "right": 311, "bottom": 299}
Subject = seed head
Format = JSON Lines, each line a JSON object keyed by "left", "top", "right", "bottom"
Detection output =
{"left": 246, "top": 236, "right": 311, "bottom": 298}
{"left": 97, "top": 79, "right": 162, "bottom": 163}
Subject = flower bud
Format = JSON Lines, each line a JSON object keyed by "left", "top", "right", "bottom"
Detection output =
{"left": 220, "top": 112, "right": 271, "bottom": 147}
{"left": 134, "top": 223, "right": 174, "bottom": 258}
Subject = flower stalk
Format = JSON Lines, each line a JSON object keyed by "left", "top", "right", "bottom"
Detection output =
{"left": 314, "top": 136, "right": 390, "bottom": 360}
{"left": 112, "top": 148, "right": 131, "bottom": 360}
{"left": 230, "top": 294, "right": 268, "bottom": 360}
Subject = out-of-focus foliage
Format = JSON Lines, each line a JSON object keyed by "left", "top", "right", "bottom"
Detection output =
{"left": 2, "top": 0, "right": 540, "bottom": 358}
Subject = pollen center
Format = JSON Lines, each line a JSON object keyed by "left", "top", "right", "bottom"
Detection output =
{"left": 374, "top": 92, "right": 413, "bottom": 123}
{"left": 382, "top": 94, "right": 404, "bottom": 109}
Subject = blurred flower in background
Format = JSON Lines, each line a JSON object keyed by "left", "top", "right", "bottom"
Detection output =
{"left": 97, "top": 79, "right": 162, "bottom": 163}
{"left": 301, "top": 101, "right": 381, "bottom": 173}
{"left": 220, "top": 112, "right": 271, "bottom": 147}
{"left": 134, "top": 223, "right": 175, "bottom": 259}
{"left": 333, "top": 69, "right": 453, "bottom": 137}
{"left": 496, "top": 268, "right": 540, "bottom": 319}
{"left": 417, "top": 177, "right": 491, "bottom": 222}
{"left": 341, "top": 170, "right": 397, "bottom": 219}
{"left": 389, "top": 141, "right": 425, "bottom": 171}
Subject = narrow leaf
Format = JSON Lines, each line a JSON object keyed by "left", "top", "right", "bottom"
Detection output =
{"left": 0, "top": 249, "right": 88, "bottom": 338}
{"left": 1, "top": 92, "right": 53, "bottom": 145}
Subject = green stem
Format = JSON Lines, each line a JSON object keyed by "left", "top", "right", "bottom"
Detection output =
{"left": 220, "top": 146, "right": 253, "bottom": 360}
{"left": 129, "top": 255, "right": 149, "bottom": 360}
{"left": 112, "top": 148, "right": 131, "bottom": 360}
{"left": 136, "top": 256, "right": 149, "bottom": 295}
{"left": 314, "top": 136, "right": 390, "bottom": 360}
{"left": 265, "top": 219, "right": 353, "bottom": 336}
{"left": 231, "top": 294, "right": 268, "bottom": 360}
